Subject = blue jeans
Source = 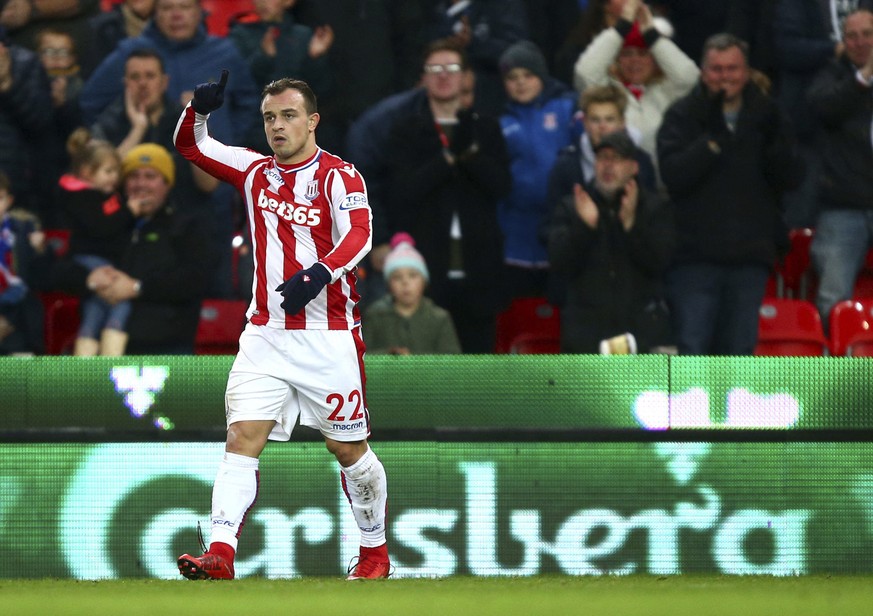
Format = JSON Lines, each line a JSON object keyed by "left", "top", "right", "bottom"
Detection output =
{"left": 666, "top": 263, "right": 770, "bottom": 355}
{"left": 74, "top": 254, "right": 131, "bottom": 338}
{"left": 810, "top": 209, "right": 873, "bottom": 331}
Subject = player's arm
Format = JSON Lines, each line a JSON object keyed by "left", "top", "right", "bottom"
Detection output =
{"left": 318, "top": 164, "right": 373, "bottom": 281}
{"left": 173, "top": 70, "right": 260, "bottom": 186}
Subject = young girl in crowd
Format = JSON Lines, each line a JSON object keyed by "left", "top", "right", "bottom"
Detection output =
{"left": 363, "top": 232, "right": 461, "bottom": 355}
{"left": 58, "top": 128, "right": 139, "bottom": 356}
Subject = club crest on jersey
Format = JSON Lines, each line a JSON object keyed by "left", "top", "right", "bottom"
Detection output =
{"left": 305, "top": 180, "right": 319, "bottom": 201}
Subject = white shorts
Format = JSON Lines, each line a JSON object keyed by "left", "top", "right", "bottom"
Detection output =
{"left": 225, "top": 323, "right": 370, "bottom": 442}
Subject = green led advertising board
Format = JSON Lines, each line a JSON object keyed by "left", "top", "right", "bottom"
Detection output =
{"left": 2, "top": 441, "right": 872, "bottom": 578}
{"left": 2, "top": 356, "right": 873, "bottom": 431}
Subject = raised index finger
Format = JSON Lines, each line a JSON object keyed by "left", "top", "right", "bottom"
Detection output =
{"left": 217, "top": 69, "right": 229, "bottom": 89}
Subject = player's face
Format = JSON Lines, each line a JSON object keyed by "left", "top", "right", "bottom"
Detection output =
{"left": 124, "top": 167, "right": 171, "bottom": 217}
{"left": 701, "top": 46, "right": 749, "bottom": 104}
{"left": 154, "top": 0, "right": 201, "bottom": 42}
{"left": 844, "top": 12, "right": 873, "bottom": 68}
{"left": 584, "top": 102, "right": 624, "bottom": 145}
{"left": 124, "top": 57, "right": 169, "bottom": 110}
{"left": 388, "top": 267, "right": 426, "bottom": 310}
{"left": 594, "top": 149, "right": 638, "bottom": 197}
{"left": 262, "top": 88, "right": 318, "bottom": 165}
{"left": 503, "top": 67, "right": 543, "bottom": 105}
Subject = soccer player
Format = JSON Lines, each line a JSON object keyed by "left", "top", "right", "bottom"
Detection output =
{"left": 173, "top": 71, "right": 390, "bottom": 580}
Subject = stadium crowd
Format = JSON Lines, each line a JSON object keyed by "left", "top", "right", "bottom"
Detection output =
{"left": 2, "top": 0, "right": 872, "bottom": 357}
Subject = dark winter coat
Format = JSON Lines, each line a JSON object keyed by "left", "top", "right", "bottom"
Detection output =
{"left": 657, "top": 81, "right": 804, "bottom": 267}
{"left": 548, "top": 183, "right": 675, "bottom": 353}
{"left": 53, "top": 202, "right": 214, "bottom": 353}
{"left": 386, "top": 100, "right": 512, "bottom": 314}
{"left": 806, "top": 54, "right": 873, "bottom": 212}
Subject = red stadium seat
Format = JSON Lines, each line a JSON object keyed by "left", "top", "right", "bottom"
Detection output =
{"left": 43, "top": 228, "right": 71, "bottom": 258}
{"left": 195, "top": 299, "right": 248, "bottom": 355}
{"left": 201, "top": 0, "right": 255, "bottom": 36}
{"left": 508, "top": 332, "right": 561, "bottom": 354}
{"left": 494, "top": 297, "right": 560, "bottom": 354}
{"left": 828, "top": 299, "right": 873, "bottom": 356}
{"left": 40, "top": 292, "right": 80, "bottom": 355}
{"left": 754, "top": 298, "right": 828, "bottom": 356}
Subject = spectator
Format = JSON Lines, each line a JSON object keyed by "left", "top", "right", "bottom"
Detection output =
{"left": 35, "top": 26, "right": 82, "bottom": 131}
{"left": 228, "top": 0, "right": 333, "bottom": 96}
{"left": 79, "top": 0, "right": 259, "bottom": 146}
{"left": 0, "top": 171, "right": 48, "bottom": 355}
{"left": 552, "top": 83, "right": 657, "bottom": 194}
{"left": 51, "top": 143, "right": 214, "bottom": 354}
{"left": 344, "top": 68, "right": 477, "bottom": 310}
{"left": 89, "top": 48, "right": 219, "bottom": 212}
{"left": 497, "top": 40, "right": 578, "bottom": 298}
{"left": 807, "top": 9, "right": 873, "bottom": 332}
{"left": 80, "top": 0, "right": 261, "bottom": 298}
{"left": 656, "top": 33, "right": 804, "bottom": 355}
{"left": 57, "top": 129, "right": 135, "bottom": 357}
{"left": 290, "top": 0, "right": 426, "bottom": 155}
{"left": 386, "top": 38, "right": 511, "bottom": 353}
{"left": 575, "top": 0, "right": 698, "bottom": 186}
{"left": 1, "top": 0, "right": 100, "bottom": 52}
{"left": 364, "top": 232, "right": 461, "bottom": 355}
{"left": 36, "top": 26, "right": 84, "bottom": 214}
{"left": 82, "top": 0, "right": 156, "bottom": 77}
{"left": 0, "top": 25, "right": 54, "bottom": 218}
{"left": 345, "top": 86, "right": 428, "bottom": 308}
{"left": 548, "top": 130, "right": 674, "bottom": 353}
{"left": 772, "top": 0, "right": 873, "bottom": 229}
{"left": 426, "top": 0, "right": 529, "bottom": 117}
{"left": 544, "top": 85, "right": 657, "bottom": 308}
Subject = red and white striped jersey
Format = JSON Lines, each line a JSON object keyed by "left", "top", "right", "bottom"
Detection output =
{"left": 174, "top": 104, "right": 372, "bottom": 330}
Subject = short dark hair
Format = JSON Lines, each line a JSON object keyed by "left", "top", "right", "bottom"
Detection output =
{"left": 262, "top": 78, "right": 318, "bottom": 115}
{"left": 0, "top": 170, "right": 11, "bottom": 194}
{"left": 126, "top": 48, "right": 166, "bottom": 73}
{"left": 422, "top": 37, "right": 470, "bottom": 71}
{"left": 701, "top": 33, "right": 749, "bottom": 66}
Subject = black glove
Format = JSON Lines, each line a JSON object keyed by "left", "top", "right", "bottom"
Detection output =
{"left": 706, "top": 89, "right": 730, "bottom": 146}
{"left": 449, "top": 108, "right": 477, "bottom": 155}
{"left": 191, "top": 69, "right": 229, "bottom": 115}
{"left": 275, "top": 263, "right": 332, "bottom": 315}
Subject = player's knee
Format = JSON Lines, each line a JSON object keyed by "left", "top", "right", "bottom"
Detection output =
{"left": 325, "top": 438, "right": 367, "bottom": 467}
{"left": 226, "top": 421, "right": 272, "bottom": 457}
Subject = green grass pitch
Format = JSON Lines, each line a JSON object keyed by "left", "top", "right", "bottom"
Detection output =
{"left": 1, "top": 576, "right": 871, "bottom": 616}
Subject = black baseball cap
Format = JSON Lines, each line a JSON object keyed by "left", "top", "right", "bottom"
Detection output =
{"left": 593, "top": 131, "right": 637, "bottom": 159}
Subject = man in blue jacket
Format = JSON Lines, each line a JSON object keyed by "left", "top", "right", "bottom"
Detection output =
{"left": 79, "top": 0, "right": 259, "bottom": 148}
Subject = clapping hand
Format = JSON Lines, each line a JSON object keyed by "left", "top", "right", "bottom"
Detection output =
{"left": 573, "top": 183, "right": 599, "bottom": 229}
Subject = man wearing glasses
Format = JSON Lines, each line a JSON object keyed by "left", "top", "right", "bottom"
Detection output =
{"left": 384, "top": 38, "right": 512, "bottom": 353}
